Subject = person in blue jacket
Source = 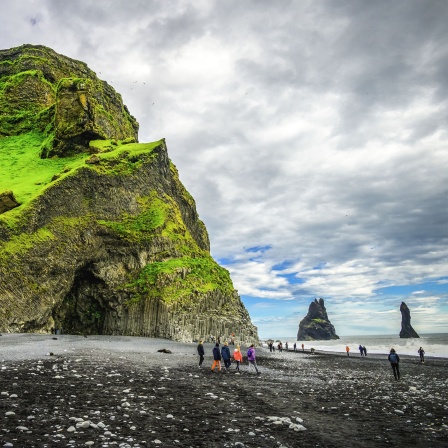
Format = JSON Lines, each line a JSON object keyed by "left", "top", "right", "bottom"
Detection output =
{"left": 211, "top": 343, "right": 222, "bottom": 372}
{"left": 221, "top": 341, "right": 231, "bottom": 371}
{"left": 388, "top": 348, "right": 400, "bottom": 380}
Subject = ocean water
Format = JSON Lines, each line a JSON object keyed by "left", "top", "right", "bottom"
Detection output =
{"left": 264, "top": 333, "right": 448, "bottom": 358}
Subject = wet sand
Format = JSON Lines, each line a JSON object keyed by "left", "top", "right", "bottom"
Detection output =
{"left": 0, "top": 334, "right": 447, "bottom": 447}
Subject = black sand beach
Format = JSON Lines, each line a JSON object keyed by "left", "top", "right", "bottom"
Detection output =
{"left": 0, "top": 335, "right": 447, "bottom": 447}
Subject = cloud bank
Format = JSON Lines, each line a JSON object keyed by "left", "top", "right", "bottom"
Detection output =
{"left": 1, "top": 0, "right": 447, "bottom": 337}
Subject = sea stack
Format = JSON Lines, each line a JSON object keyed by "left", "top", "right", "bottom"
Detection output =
{"left": 297, "top": 298, "right": 339, "bottom": 341}
{"left": 399, "top": 302, "right": 419, "bottom": 338}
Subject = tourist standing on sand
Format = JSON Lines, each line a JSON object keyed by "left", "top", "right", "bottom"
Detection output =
{"left": 301, "top": 343, "right": 304, "bottom": 352}
{"left": 346, "top": 346, "right": 350, "bottom": 357}
{"left": 211, "top": 343, "right": 222, "bottom": 372}
{"left": 418, "top": 347, "right": 425, "bottom": 363}
{"left": 233, "top": 345, "right": 243, "bottom": 371}
{"left": 363, "top": 346, "right": 367, "bottom": 356}
{"left": 359, "top": 344, "right": 364, "bottom": 356}
{"left": 285, "top": 342, "right": 288, "bottom": 351}
{"left": 221, "top": 342, "right": 231, "bottom": 371}
{"left": 293, "top": 343, "right": 297, "bottom": 352}
{"left": 197, "top": 340, "right": 205, "bottom": 368}
{"left": 388, "top": 348, "right": 400, "bottom": 381}
{"left": 247, "top": 344, "right": 260, "bottom": 375}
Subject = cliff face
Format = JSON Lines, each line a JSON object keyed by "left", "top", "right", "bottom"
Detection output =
{"left": 0, "top": 44, "right": 138, "bottom": 156}
{"left": 399, "top": 302, "right": 419, "bottom": 338}
{"left": 297, "top": 298, "right": 339, "bottom": 341}
{"left": 0, "top": 45, "right": 258, "bottom": 343}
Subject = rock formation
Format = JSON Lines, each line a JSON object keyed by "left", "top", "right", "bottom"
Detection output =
{"left": 0, "top": 44, "right": 258, "bottom": 343}
{"left": 0, "top": 44, "right": 138, "bottom": 157}
{"left": 297, "top": 298, "right": 339, "bottom": 341}
{"left": 399, "top": 302, "right": 419, "bottom": 338}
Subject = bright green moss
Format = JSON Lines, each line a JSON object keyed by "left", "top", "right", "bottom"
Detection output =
{"left": 127, "top": 255, "right": 234, "bottom": 305}
{"left": 0, "top": 132, "right": 86, "bottom": 210}
{"left": 0, "top": 227, "right": 54, "bottom": 265}
{"left": 0, "top": 136, "right": 162, "bottom": 210}
{"left": 0, "top": 70, "right": 56, "bottom": 136}
{"left": 98, "top": 192, "right": 167, "bottom": 241}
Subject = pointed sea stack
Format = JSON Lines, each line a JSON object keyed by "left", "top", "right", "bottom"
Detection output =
{"left": 399, "top": 302, "right": 419, "bottom": 338}
{"left": 297, "top": 298, "right": 339, "bottom": 341}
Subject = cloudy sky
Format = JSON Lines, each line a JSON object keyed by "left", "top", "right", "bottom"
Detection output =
{"left": 1, "top": 0, "right": 447, "bottom": 338}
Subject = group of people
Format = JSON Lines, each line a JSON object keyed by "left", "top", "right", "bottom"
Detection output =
{"left": 358, "top": 344, "right": 368, "bottom": 356}
{"left": 268, "top": 341, "right": 306, "bottom": 352}
{"left": 208, "top": 334, "right": 236, "bottom": 345}
{"left": 197, "top": 341, "right": 261, "bottom": 374}
{"left": 345, "top": 345, "right": 368, "bottom": 357}
{"left": 385, "top": 346, "right": 426, "bottom": 381}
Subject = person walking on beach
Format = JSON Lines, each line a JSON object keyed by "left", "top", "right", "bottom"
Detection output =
{"left": 197, "top": 340, "right": 205, "bottom": 368}
{"left": 346, "top": 346, "right": 350, "bottom": 357}
{"left": 285, "top": 342, "right": 288, "bottom": 351}
{"left": 211, "top": 343, "right": 222, "bottom": 372}
{"left": 388, "top": 348, "right": 400, "bottom": 381}
{"left": 301, "top": 343, "right": 304, "bottom": 352}
{"left": 233, "top": 345, "right": 243, "bottom": 371}
{"left": 363, "top": 346, "right": 367, "bottom": 356}
{"left": 418, "top": 347, "right": 425, "bottom": 363}
{"left": 247, "top": 344, "right": 260, "bottom": 375}
{"left": 293, "top": 342, "right": 297, "bottom": 352}
{"left": 221, "top": 341, "right": 231, "bottom": 371}
{"left": 359, "top": 344, "right": 364, "bottom": 356}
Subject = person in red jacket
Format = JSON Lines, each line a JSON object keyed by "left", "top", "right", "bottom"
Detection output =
{"left": 233, "top": 345, "right": 243, "bottom": 371}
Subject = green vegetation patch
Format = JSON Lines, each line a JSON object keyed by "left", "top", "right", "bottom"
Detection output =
{"left": 312, "top": 318, "right": 326, "bottom": 324}
{"left": 0, "top": 226, "right": 54, "bottom": 265}
{"left": 0, "top": 135, "right": 163, "bottom": 225}
{"left": 0, "top": 132, "right": 86, "bottom": 209}
{"left": 128, "top": 255, "right": 234, "bottom": 305}
{"left": 98, "top": 192, "right": 167, "bottom": 241}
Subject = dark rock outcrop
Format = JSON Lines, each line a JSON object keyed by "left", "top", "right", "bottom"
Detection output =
{"left": 0, "top": 45, "right": 258, "bottom": 344}
{"left": 297, "top": 298, "right": 339, "bottom": 341}
{"left": 0, "top": 190, "right": 19, "bottom": 214}
{"left": 399, "top": 302, "right": 419, "bottom": 338}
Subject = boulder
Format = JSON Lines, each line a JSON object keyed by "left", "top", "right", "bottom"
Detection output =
{"left": 0, "top": 190, "right": 19, "bottom": 214}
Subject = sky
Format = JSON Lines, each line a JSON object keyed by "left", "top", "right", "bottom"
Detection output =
{"left": 1, "top": 0, "right": 447, "bottom": 338}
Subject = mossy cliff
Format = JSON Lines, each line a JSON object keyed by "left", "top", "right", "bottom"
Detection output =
{"left": 0, "top": 45, "right": 258, "bottom": 343}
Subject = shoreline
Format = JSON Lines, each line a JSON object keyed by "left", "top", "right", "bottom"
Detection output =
{"left": 1, "top": 332, "right": 447, "bottom": 362}
{"left": 0, "top": 334, "right": 447, "bottom": 447}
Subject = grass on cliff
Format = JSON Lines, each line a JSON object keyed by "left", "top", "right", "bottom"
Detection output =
{"left": 0, "top": 133, "right": 162, "bottom": 225}
{"left": 127, "top": 255, "right": 234, "bottom": 306}
{"left": 0, "top": 132, "right": 86, "bottom": 207}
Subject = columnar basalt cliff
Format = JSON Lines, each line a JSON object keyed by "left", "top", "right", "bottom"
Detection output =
{"left": 297, "top": 298, "right": 339, "bottom": 341}
{"left": 399, "top": 302, "right": 419, "bottom": 338}
{"left": 0, "top": 44, "right": 258, "bottom": 343}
